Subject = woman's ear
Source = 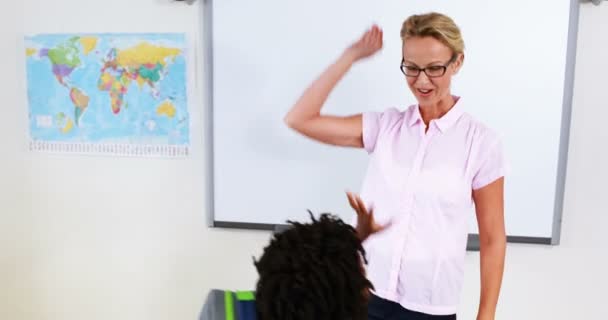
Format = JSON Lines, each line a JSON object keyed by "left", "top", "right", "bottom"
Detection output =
{"left": 453, "top": 53, "right": 464, "bottom": 74}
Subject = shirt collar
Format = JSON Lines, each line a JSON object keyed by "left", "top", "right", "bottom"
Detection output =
{"left": 408, "top": 95, "right": 464, "bottom": 133}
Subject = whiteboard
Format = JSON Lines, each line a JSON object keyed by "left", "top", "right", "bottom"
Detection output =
{"left": 205, "top": 0, "right": 579, "bottom": 245}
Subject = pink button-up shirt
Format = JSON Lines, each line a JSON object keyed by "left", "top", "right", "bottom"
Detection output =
{"left": 357, "top": 96, "right": 505, "bottom": 315}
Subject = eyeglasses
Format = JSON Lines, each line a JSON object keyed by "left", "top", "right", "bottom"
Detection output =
{"left": 400, "top": 55, "right": 457, "bottom": 78}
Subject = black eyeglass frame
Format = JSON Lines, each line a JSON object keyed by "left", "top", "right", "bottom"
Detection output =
{"left": 400, "top": 54, "right": 458, "bottom": 78}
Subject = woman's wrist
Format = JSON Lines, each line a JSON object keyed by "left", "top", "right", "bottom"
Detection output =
{"left": 340, "top": 49, "right": 359, "bottom": 66}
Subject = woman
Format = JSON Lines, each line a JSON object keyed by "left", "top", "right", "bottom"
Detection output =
{"left": 284, "top": 12, "right": 506, "bottom": 320}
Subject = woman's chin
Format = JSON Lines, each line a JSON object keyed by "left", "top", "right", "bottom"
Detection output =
{"left": 415, "top": 94, "right": 436, "bottom": 105}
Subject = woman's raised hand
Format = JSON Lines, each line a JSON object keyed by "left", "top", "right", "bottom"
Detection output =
{"left": 344, "top": 24, "right": 384, "bottom": 62}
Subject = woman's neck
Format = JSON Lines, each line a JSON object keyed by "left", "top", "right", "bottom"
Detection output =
{"left": 419, "top": 95, "right": 456, "bottom": 126}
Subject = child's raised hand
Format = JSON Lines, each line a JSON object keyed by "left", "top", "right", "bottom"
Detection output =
{"left": 346, "top": 191, "right": 392, "bottom": 242}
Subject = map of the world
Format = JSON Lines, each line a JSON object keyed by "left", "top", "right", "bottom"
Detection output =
{"left": 24, "top": 33, "right": 189, "bottom": 157}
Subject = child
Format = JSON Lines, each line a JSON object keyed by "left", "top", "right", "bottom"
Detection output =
{"left": 200, "top": 212, "right": 373, "bottom": 320}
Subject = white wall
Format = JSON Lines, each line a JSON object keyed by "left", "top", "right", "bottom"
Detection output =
{"left": 0, "top": 1, "right": 606, "bottom": 319}
{"left": 0, "top": 1, "right": 271, "bottom": 319}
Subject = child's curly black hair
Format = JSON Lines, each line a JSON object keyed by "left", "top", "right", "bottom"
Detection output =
{"left": 253, "top": 211, "right": 373, "bottom": 320}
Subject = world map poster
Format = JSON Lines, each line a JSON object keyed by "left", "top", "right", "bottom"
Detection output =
{"left": 24, "top": 33, "right": 189, "bottom": 157}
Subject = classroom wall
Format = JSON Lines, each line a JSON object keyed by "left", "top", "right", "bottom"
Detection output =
{"left": 0, "top": 1, "right": 606, "bottom": 319}
{"left": 0, "top": 0, "right": 271, "bottom": 319}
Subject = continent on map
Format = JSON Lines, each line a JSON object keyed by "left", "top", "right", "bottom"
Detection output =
{"left": 39, "top": 37, "right": 81, "bottom": 86}
{"left": 98, "top": 51, "right": 130, "bottom": 114}
{"left": 34, "top": 36, "right": 99, "bottom": 87}
{"left": 156, "top": 100, "right": 176, "bottom": 118}
{"left": 69, "top": 87, "right": 90, "bottom": 125}
{"left": 31, "top": 36, "right": 99, "bottom": 127}
{"left": 97, "top": 42, "right": 181, "bottom": 114}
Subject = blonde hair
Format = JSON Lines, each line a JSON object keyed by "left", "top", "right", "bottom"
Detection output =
{"left": 400, "top": 12, "right": 465, "bottom": 55}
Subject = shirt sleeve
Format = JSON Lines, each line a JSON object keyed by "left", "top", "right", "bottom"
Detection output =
{"left": 472, "top": 134, "right": 507, "bottom": 190}
{"left": 362, "top": 108, "right": 399, "bottom": 154}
